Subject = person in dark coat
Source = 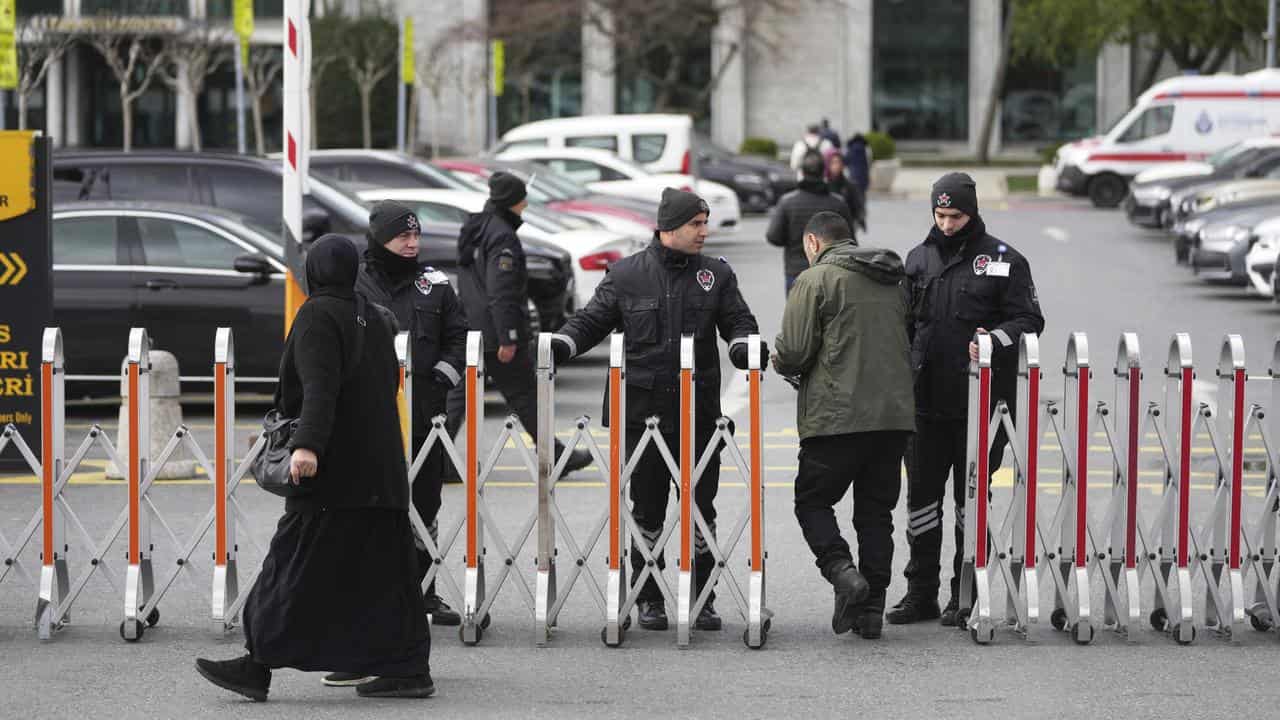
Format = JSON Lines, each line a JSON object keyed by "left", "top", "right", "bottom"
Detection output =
{"left": 767, "top": 150, "right": 856, "bottom": 295}
{"left": 195, "top": 235, "right": 434, "bottom": 702}
{"left": 826, "top": 152, "right": 867, "bottom": 233}
{"left": 456, "top": 172, "right": 591, "bottom": 474}
{"left": 550, "top": 188, "right": 764, "bottom": 632}
{"left": 886, "top": 173, "right": 1045, "bottom": 628}
{"left": 352, "top": 200, "right": 468, "bottom": 635}
{"left": 844, "top": 133, "right": 871, "bottom": 195}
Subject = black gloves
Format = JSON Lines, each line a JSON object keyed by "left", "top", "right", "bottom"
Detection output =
{"left": 729, "top": 340, "right": 769, "bottom": 371}
{"left": 431, "top": 367, "right": 456, "bottom": 389}
{"left": 550, "top": 334, "right": 575, "bottom": 365}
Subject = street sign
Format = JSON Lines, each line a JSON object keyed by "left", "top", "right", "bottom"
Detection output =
{"left": 234, "top": 0, "right": 254, "bottom": 41}
{"left": 491, "top": 39, "right": 504, "bottom": 97}
{"left": 401, "top": 17, "right": 414, "bottom": 86}
{"left": 0, "top": 0, "right": 17, "bottom": 91}
{"left": 0, "top": 131, "right": 52, "bottom": 469}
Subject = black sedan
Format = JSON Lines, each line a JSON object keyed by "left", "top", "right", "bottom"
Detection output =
{"left": 694, "top": 134, "right": 796, "bottom": 213}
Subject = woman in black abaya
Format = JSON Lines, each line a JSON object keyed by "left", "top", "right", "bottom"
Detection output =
{"left": 196, "top": 235, "right": 433, "bottom": 701}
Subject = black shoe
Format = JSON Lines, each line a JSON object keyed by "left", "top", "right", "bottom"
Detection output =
{"left": 850, "top": 610, "right": 884, "bottom": 639}
{"left": 939, "top": 597, "right": 962, "bottom": 627}
{"left": 637, "top": 600, "right": 669, "bottom": 630}
{"left": 323, "top": 672, "right": 374, "bottom": 687}
{"left": 885, "top": 592, "right": 941, "bottom": 625}
{"left": 195, "top": 655, "right": 270, "bottom": 702}
{"left": 560, "top": 448, "right": 593, "bottom": 476}
{"left": 423, "top": 593, "right": 461, "bottom": 626}
{"left": 694, "top": 602, "right": 722, "bottom": 631}
{"left": 356, "top": 674, "right": 435, "bottom": 699}
{"left": 825, "top": 561, "right": 870, "bottom": 635}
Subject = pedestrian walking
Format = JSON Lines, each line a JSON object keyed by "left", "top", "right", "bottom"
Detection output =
{"left": 844, "top": 133, "right": 871, "bottom": 195}
{"left": 456, "top": 171, "right": 592, "bottom": 475}
{"left": 195, "top": 235, "right": 434, "bottom": 701}
{"left": 825, "top": 152, "right": 866, "bottom": 232}
{"left": 790, "top": 123, "right": 835, "bottom": 171}
{"left": 550, "top": 188, "right": 765, "bottom": 633}
{"left": 887, "top": 172, "right": 1045, "bottom": 627}
{"left": 768, "top": 150, "right": 856, "bottom": 295}
{"left": 772, "top": 210, "right": 914, "bottom": 640}
{"left": 350, "top": 200, "right": 468, "bottom": 639}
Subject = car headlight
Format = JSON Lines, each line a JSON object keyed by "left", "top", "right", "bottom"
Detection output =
{"left": 1204, "top": 224, "right": 1250, "bottom": 245}
{"left": 1133, "top": 185, "right": 1172, "bottom": 202}
{"left": 767, "top": 170, "right": 786, "bottom": 182}
{"left": 733, "top": 173, "right": 767, "bottom": 188}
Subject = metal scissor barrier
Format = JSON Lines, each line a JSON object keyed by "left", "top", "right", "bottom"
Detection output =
{"left": 1243, "top": 340, "right": 1280, "bottom": 635}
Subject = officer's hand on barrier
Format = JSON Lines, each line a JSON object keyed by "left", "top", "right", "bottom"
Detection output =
{"left": 969, "top": 328, "right": 988, "bottom": 362}
{"left": 289, "top": 448, "right": 318, "bottom": 485}
{"left": 730, "top": 340, "right": 770, "bottom": 371}
{"left": 550, "top": 334, "right": 574, "bottom": 365}
{"left": 497, "top": 344, "right": 517, "bottom": 364}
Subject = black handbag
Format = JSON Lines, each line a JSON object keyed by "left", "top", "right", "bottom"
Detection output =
{"left": 251, "top": 295, "right": 368, "bottom": 497}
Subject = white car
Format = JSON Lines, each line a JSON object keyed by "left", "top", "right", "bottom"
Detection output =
{"left": 495, "top": 146, "right": 742, "bottom": 234}
{"left": 1247, "top": 216, "right": 1280, "bottom": 297}
{"left": 496, "top": 113, "right": 695, "bottom": 175}
{"left": 357, "top": 187, "right": 635, "bottom": 311}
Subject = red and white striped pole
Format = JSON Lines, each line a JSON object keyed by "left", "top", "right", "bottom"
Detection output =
{"left": 282, "top": 0, "right": 312, "bottom": 333}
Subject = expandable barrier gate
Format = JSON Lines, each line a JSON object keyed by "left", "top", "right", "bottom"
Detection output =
{"left": 963, "top": 331, "right": 1280, "bottom": 645}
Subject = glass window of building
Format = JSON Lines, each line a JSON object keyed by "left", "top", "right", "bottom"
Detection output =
{"left": 872, "top": 0, "right": 970, "bottom": 141}
{"left": 81, "top": 0, "right": 186, "bottom": 15}
{"left": 1001, "top": 51, "right": 1097, "bottom": 144}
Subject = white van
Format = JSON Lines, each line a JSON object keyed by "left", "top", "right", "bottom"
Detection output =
{"left": 496, "top": 114, "right": 694, "bottom": 175}
{"left": 1055, "top": 69, "right": 1280, "bottom": 207}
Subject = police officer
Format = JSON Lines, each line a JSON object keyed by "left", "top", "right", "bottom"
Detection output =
{"left": 551, "top": 188, "right": 764, "bottom": 632}
{"left": 456, "top": 172, "right": 592, "bottom": 474}
{"left": 887, "top": 172, "right": 1045, "bottom": 627}
{"left": 352, "top": 200, "right": 468, "bottom": 631}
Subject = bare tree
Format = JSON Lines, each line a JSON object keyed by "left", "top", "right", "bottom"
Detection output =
{"left": 82, "top": 13, "right": 175, "bottom": 152}
{"left": 243, "top": 45, "right": 283, "bottom": 156}
{"left": 12, "top": 16, "right": 73, "bottom": 131}
{"left": 414, "top": 25, "right": 483, "bottom": 157}
{"left": 341, "top": 11, "right": 398, "bottom": 149}
{"left": 157, "top": 20, "right": 233, "bottom": 152}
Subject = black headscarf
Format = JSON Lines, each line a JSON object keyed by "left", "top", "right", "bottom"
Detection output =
{"left": 305, "top": 234, "right": 359, "bottom": 300}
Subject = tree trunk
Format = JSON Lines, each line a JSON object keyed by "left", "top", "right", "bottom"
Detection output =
{"left": 976, "top": 0, "right": 1014, "bottom": 164}
{"left": 188, "top": 82, "right": 203, "bottom": 153}
{"left": 360, "top": 83, "right": 373, "bottom": 149}
{"left": 121, "top": 89, "right": 133, "bottom": 152}
{"left": 252, "top": 94, "right": 266, "bottom": 155}
{"left": 430, "top": 90, "right": 440, "bottom": 158}
{"left": 17, "top": 91, "right": 28, "bottom": 130}
{"left": 309, "top": 89, "right": 319, "bottom": 149}
{"left": 1136, "top": 47, "right": 1165, "bottom": 96}
{"left": 406, "top": 83, "right": 418, "bottom": 155}
{"left": 1204, "top": 40, "right": 1233, "bottom": 74}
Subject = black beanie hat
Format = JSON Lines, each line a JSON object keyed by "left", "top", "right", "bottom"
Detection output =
{"left": 931, "top": 172, "right": 979, "bottom": 218}
{"left": 800, "top": 149, "right": 825, "bottom": 180}
{"left": 367, "top": 200, "right": 420, "bottom": 246}
{"left": 656, "top": 187, "right": 710, "bottom": 232}
{"left": 489, "top": 171, "right": 528, "bottom": 209}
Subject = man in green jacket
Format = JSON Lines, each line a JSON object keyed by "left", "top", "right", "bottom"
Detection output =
{"left": 772, "top": 210, "right": 915, "bottom": 640}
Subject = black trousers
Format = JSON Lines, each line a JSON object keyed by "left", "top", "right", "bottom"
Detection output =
{"left": 627, "top": 423, "right": 721, "bottom": 605}
{"left": 443, "top": 343, "right": 564, "bottom": 466}
{"left": 903, "top": 416, "right": 1007, "bottom": 599}
{"left": 411, "top": 430, "right": 446, "bottom": 590}
{"left": 794, "top": 431, "right": 908, "bottom": 611}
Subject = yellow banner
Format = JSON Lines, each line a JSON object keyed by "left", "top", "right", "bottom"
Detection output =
{"left": 233, "top": 0, "right": 254, "bottom": 41}
{"left": 0, "top": 0, "right": 16, "bottom": 91}
{"left": 491, "top": 39, "right": 504, "bottom": 97}
{"left": 0, "top": 131, "right": 36, "bottom": 222}
{"left": 401, "top": 17, "right": 414, "bottom": 85}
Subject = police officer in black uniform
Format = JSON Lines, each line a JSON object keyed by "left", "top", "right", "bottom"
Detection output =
{"left": 887, "top": 172, "right": 1045, "bottom": 627}
{"left": 352, "top": 200, "right": 468, "bottom": 630}
{"left": 456, "top": 172, "right": 592, "bottom": 474}
{"left": 551, "top": 188, "right": 764, "bottom": 632}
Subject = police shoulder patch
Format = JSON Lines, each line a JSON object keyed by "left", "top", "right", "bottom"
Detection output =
{"left": 718, "top": 256, "right": 729, "bottom": 264}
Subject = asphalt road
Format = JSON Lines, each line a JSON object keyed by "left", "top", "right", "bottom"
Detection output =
{"left": 2, "top": 195, "right": 1279, "bottom": 719}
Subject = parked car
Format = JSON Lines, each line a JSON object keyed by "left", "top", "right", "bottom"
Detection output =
{"left": 1173, "top": 178, "right": 1280, "bottom": 224}
{"left": 692, "top": 133, "right": 795, "bottom": 213}
{"left": 307, "top": 148, "right": 472, "bottom": 190}
{"left": 1055, "top": 68, "right": 1280, "bottom": 208}
{"left": 1125, "top": 139, "right": 1280, "bottom": 228}
{"left": 52, "top": 151, "right": 573, "bottom": 335}
{"left": 1246, "top": 216, "right": 1280, "bottom": 296}
{"left": 1189, "top": 219, "right": 1256, "bottom": 285}
{"left": 496, "top": 113, "right": 697, "bottom": 174}
{"left": 52, "top": 202, "right": 288, "bottom": 381}
{"left": 1173, "top": 199, "right": 1280, "bottom": 264}
{"left": 434, "top": 157, "right": 658, "bottom": 239}
{"left": 495, "top": 146, "right": 742, "bottom": 233}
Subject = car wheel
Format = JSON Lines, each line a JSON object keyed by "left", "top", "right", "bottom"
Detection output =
{"left": 745, "top": 193, "right": 770, "bottom": 213}
{"left": 1087, "top": 173, "right": 1127, "bottom": 209}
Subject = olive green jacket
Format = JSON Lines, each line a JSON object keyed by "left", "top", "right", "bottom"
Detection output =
{"left": 773, "top": 241, "right": 915, "bottom": 440}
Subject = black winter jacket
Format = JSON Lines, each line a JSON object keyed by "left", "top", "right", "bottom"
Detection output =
{"left": 766, "top": 179, "right": 857, "bottom": 276}
{"left": 457, "top": 204, "right": 529, "bottom": 349}
{"left": 356, "top": 247, "right": 468, "bottom": 429}
{"left": 905, "top": 217, "right": 1045, "bottom": 421}
{"left": 280, "top": 293, "right": 408, "bottom": 511}
{"left": 557, "top": 239, "right": 760, "bottom": 431}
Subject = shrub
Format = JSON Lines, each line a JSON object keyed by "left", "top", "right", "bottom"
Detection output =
{"left": 1038, "top": 142, "right": 1065, "bottom": 166}
{"left": 738, "top": 136, "right": 779, "bottom": 159}
{"left": 865, "top": 131, "right": 896, "bottom": 162}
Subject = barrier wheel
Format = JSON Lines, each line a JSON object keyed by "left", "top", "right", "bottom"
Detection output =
{"left": 1050, "top": 608, "right": 1068, "bottom": 631}
{"left": 954, "top": 608, "right": 971, "bottom": 629}
{"left": 145, "top": 607, "right": 160, "bottom": 627}
{"left": 744, "top": 628, "right": 767, "bottom": 649}
{"left": 119, "top": 619, "right": 144, "bottom": 642}
{"left": 623, "top": 615, "right": 632, "bottom": 631}
{"left": 1174, "top": 623, "right": 1196, "bottom": 646}
{"left": 1249, "top": 613, "right": 1273, "bottom": 632}
{"left": 763, "top": 618, "right": 772, "bottom": 633}
{"left": 1071, "top": 622, "right": 1095, "bottom": 646}
{"left": 970, "top": 624, "right": 993, "bottom": 645}
{"left": 459, "top": 625, "right": 482, "bottom": 645}
{"left": 601, "top": 627, "right": 625, "bottom": 647}
{"left": 1149, "top": 608, "right": 1169, "bottom": 632}
{"left": 480, "top": 613, "right": 492, "bottom": 630}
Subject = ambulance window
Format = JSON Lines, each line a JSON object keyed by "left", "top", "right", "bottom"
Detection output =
{"left": 1117, "top": 105, "right": 1174, "bottom": 143}
{"left": 566, "top": 135, "right": 619, "bottom": 152}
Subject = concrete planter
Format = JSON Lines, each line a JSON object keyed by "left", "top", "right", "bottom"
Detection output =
{"left": 1037, "top": 164, "right": 1059, "bottom": 197}
{"left": 870, "top": 158, "right": 900, "bottom": 193}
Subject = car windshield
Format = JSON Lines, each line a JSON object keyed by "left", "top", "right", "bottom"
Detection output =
{"left": 1207, "top": 143, "right": 1249, "bottom": 169}
{"left": 409, "top": 160, "right": 472, "bottom": 190}
{"left": 309, "top": 177, "right": 373, "bottom": 226}
{"left": 694, "top": 133, "right": 734, "bottom": 160}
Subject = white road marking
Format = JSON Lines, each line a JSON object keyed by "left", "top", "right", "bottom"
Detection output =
{"left": 1043, "top": 226, "right": 1069, "bottom": 243}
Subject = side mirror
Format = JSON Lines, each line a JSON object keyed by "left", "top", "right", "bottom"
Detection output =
{"left": 301, "top": 208, "right": 331, "bottom": 243}
{"left": 233, "top": 253, "right": 273, "bottom": 276}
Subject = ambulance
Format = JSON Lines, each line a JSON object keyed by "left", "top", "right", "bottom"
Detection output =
{"left": 1055, "top": 69, "right": 1280, "bottom": 208}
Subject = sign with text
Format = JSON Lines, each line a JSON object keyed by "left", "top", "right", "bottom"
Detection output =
{"left": 0, "top": 0, "right": 16, "bottom": 90}
{"left": 0, "top": 131, "right": 52, "bottom": 470}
